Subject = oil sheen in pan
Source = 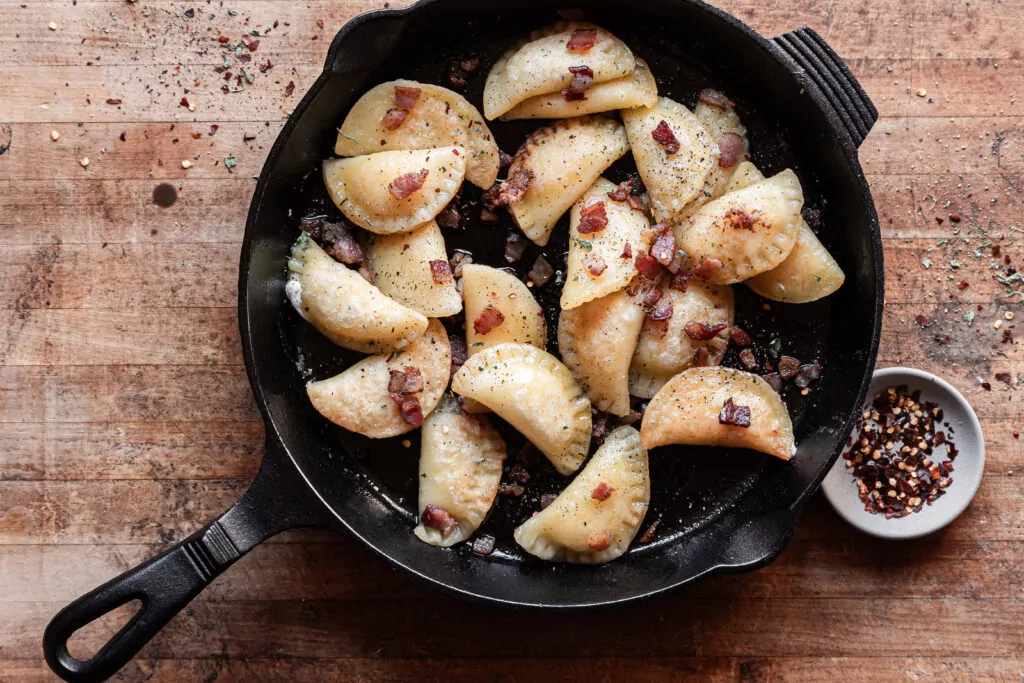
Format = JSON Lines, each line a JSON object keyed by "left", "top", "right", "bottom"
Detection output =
{"left": 281, "top": 18, "right": 833, "bottom": 561}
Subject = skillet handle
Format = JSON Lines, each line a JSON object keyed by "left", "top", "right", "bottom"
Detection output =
{"left": 772, "top": 27, "right": 878, "bottom": 147}
{"left": 43, "top": 439, "right": 330, "bottom": 683}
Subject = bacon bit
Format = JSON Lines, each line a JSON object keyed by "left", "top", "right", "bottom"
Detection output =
{"left": 719, "top": 397, "right": 751, "bottom": 428}
{"left": 388, "top": 366, "right": 424, "bottom": 394}
{"left": 693, "top": 347, "right": 711, "bottom": 366}
{"left": 322, "top": 223, "right": 366, "bottom": 265}
{"left": 474, "top": 305, "right": 505, "bottom": 335}
{"left": 436, "top": 202, "right": 460, "bottom": 229}
{"left": 717, "top": 132, "right": 744, "bottom": 168}
{"left": 498, "top": 482, "right": 525, "bottom": 497}
{"left": 504, "top": 231, "right": 529, "bottom": 263}
{"left": 498, "top": 150, "right": 514, "bottom": 168}
{"left": 583, "top": 254, "right": 607, "bottom": 276}
{"left": 684, "top": 321, "right": 727, "bottom": 341}
{"left": 635, "top": 250, "right": 662, "bottom": 280}
{"left": 507, "top": 464, "right": 531, "bottom": 485}
{"left": 446, "top": 68, "right": 466, "bottom": 90}
{"left": 529, "top": 255, "right": 554, "bottom": 286}
{"left": 739, "top": 348, "right": 758, "bottom": 370}
{"left": 381, "top": 107, "right": 408, "bottom": 131}
{"left": 566, "top": 27, "right": 597, "bottom": 53}
{"left": 608, "top": 179, "right": 633, "bottom": 201}
{"left": 587, "top": 535, "right": 610, "bottom": 551}
{"left": 577, "top": 201, "right": 608, "bottom": 234}
{"left": 591, "top": 482, "right": 615, "bottom": 501}
{"left": 480, "top": 207, "right": 500, "bottom": 223}
{"left": 626, "top": 195, "right": 646, "bottom": 212}
{"left": 448, "top": 336, "right": 468, "bottom": 381}
{"left": 562, "top": 65, "right": 593, "bottom": 101}
{"left": 724, "top": 207, "right": 757, "bottom": 230}
{"left": 764, "top": 373, "right": 783, "bottom": 393}
{"left": 388, "top": 168, "right": 429, "bottom": 200}
{"left": 394, "top": 85, "right": 421, "bottom": 110}
{"left": 778, "top": 355, "right": 801, "bottom": 380}
{"left": 651, "top": 120, "right": 680, "bottom": 155}
{"left": 459, "top": 55, "right": 480, "bottom": 73}
{"left": 794, "top": 361, "right": 822, "bottom": 388}
{"left": 396, "top": 395, "right": 424, "bottom": 427}
{"left": 472, "top": 534, "right": 495, "bottom": 555}
{"left": 429, "top": 259, "right": 452, "bottom": 284}
{"left": 497, "top": 169, "right": 535, "bottom": 205}
{"left": 648, "top": 298, "right": 674, "bottom": 321}
{"left": 449, "top": 250, "right": 472, "bottom": 278}
{"left": 421, "top": 504, "right": 456, "bottom": 535}
{"left": 698, "top": 88, "right": 735, "bottom": 110}
{"left": 241, "top": 35, "right": 259, "bottom": 51}
{"left": 638, "top": 517, "right": 661, "bottom": 544}
{"left": 591, "top": 411, "right": 610, "bottom": 444}
{"left": 691, "top": 258, "right": 723, "bottom": 281}
{"left": 669, "top": 270, "right": 691, "bottom": 292}
{"left": 621, "top": 243, "right": 633, "bottom": 260}
{"left": 730, "top": 327, "right": 752, "bottom": 347}
{"left": 640, "top": 283, "right": 663, "bottom": 309}
{"left": 650, "top": 233, "right": 676, "bottom": 266}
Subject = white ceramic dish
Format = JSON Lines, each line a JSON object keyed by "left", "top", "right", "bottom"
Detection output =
{"left": 821, "top": 366, "right": 985, "bottom": 539}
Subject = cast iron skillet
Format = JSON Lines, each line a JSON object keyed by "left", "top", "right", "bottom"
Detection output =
{"left": 44, "top": 1, "right": 883, "bottom": 679}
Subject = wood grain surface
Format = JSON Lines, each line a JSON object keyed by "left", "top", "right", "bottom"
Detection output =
{"left": 1, "top": 0, "right": 1022, "bottom": 680}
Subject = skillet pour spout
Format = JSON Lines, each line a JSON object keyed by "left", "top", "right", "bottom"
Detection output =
{"left": 43, "top": 2, "right": 882, "bottom": 680}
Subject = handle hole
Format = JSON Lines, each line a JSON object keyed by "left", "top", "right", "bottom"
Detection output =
{"left": 66, "top": 598, "right": 143, "bottom": 662}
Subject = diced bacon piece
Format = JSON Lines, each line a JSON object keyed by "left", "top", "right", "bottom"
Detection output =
{"left": 650, "top": 233, "right": 676, "bottom": 266}
{"left": 699, "top": 88, "right": 735, "bottom": 110}
{"left": 381, "top": 107, "right": 409, "bottom": 131}
{"left": 566, "top": 28, "right": 596, "bottom": 53}
{"left": 429, "top": 259, "right": 452, "bottom": 284}
{"left": 684, "top": 321, "right": 728, "bottom": 341}
{"left": 420, "top": 504, "right": 456, "bottom": 535}
{"left": 583, "top": 254, "right": 607, "bottom": 276}
{"left": 635, "top": 250, "right": 662, "bottom": 280}
{"left": 718, "top": 397, "right": 751, "bottom": 428}
{"left": 607, "top": 179, "right": 633, "bottom": 202}
{"left": 577, "top": 201, "right": 608, "bottom": 234}
{"left": 651, "top": 120, "right": 680, "bottom": 154}
{"left": 393, "top": 85, "right": 422, "bottom": 109}
{"left": 591, "top": 482, "right": 615, "bottom": 501}
{"left": 388, "top": 366, "right": 424, "bottom": 394}
{"left": 717, "top": 132, "right": 744, "bottom": 168}
{"left": 691, "top": 258, "right": 723, "bottom": 281}
{"left": 388, "top": 168, "right": 429, "bottom": 200}
{"left": 562, "top": 65, "right": 593, "bottom": 100}
{"left": 474, "top": 305, "right": 505, "bottom": 334}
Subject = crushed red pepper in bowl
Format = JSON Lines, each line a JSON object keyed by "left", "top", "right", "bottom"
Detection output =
{"left": 841, "top": 384, "right": 958, "bottom": 519}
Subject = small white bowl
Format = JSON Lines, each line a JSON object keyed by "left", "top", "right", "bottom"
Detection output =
{"left": 821, "top": 367, "right": 985, "bottom": 539}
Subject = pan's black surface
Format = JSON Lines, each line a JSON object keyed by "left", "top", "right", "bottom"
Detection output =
{"left": 44, "top": 1, "right": 882, "bottom": 680}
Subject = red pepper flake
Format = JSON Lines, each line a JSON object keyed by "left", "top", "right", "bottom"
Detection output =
{"left": 315, "top": 18, "right": 324, "bottom": 29}
{"left": 684, "top": 321, "right": 727, "bottom": 341}
{"left": 577, "top": 201, "right": 608, "bottom": 234}
{"left": 179, "top": 96, "right": 190, "bottom": 108}
{"left": 717, "top": 132, "right": 744, "bottom": 168}
{"left": 719, "top": 397, "right": 751, "bottom": 427}
{"left": 388, "top": 168, "right": 429, "bottom": 200}
{"left": 381, "top": 107, "right": 409, "bottom": 131}
{"left": 738, "top": 348, "right": 758, "bottom": 370}
{"left": 429, "top": 259, "right": 452, "bottom": 284}
{"left": 724, "top": 207, "right": 757, "bottom": 231}
{"left": 284, "top": 80, "right": 296, "bottom": 97}
{"left": 730, "top": 327, "right": 752, "bottom": 347}
{"left": 393, "top": 85, "right": 421, "bottom": 110}
{"left": 583, "top": 254, "right": 607, "bottom": 277}
{"left": 106, "top": 98, "right": 122, "bottom": 105}
{"left": 650, "top": 233, "right": 676, "bottom": 266}
{"left": 217, "top": 34, "right": 230, "bottom": 43}
{"left": 778, "top": 355, "right": 801, "bottom": 380}
{"left": 474, "top": 305, "right": 505, "bottom": 335}
{"left": 388, "top": 366, "right": 424, "bottom": 394}
{"left": 957, "top": 280, "right": 970, "bottom": 290}
{"left": 421, "top": 504, "right": 456, "bottom": 535}
{"left": 591, "top": 482, "right": 615, "bottom": 501}
{"left": 566, "top": 27, "right": 597, "bottom": 53}
{"left": 698, "top": 88, "right": 735, "bottom": 110}
{"left": 241, "top": 35, "right": 259, "bottom": 51}
{"left": 607, "top": 179, "right": 633, "bottom": 202}
{"left": 635, "top": 250, "right": 662, "bottom": 280}
{"left": 620, "top": 242, "right": 633, "bottom": 260}
{"left": 691, "top": 258, "right": 723, "bottom": 281}
{"left": 561, "top": 65, "right": 593, "bottom": 101}
{"left": 587, "top": 534, "right": 610, "bottom": 551}
{"left": 651, "top": 120, "right": 680, "bottom": 155}
{"left": 189, "top": 131, "right": 202, "bottom": 139}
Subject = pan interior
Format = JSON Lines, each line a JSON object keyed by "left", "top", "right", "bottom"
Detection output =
{"left": 243, "top": 0, "right": 879, "bottom": 604}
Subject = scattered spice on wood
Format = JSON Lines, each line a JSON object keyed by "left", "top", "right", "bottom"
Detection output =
{"left": 842, "top": 385, "right": 958, "bottom": 519}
